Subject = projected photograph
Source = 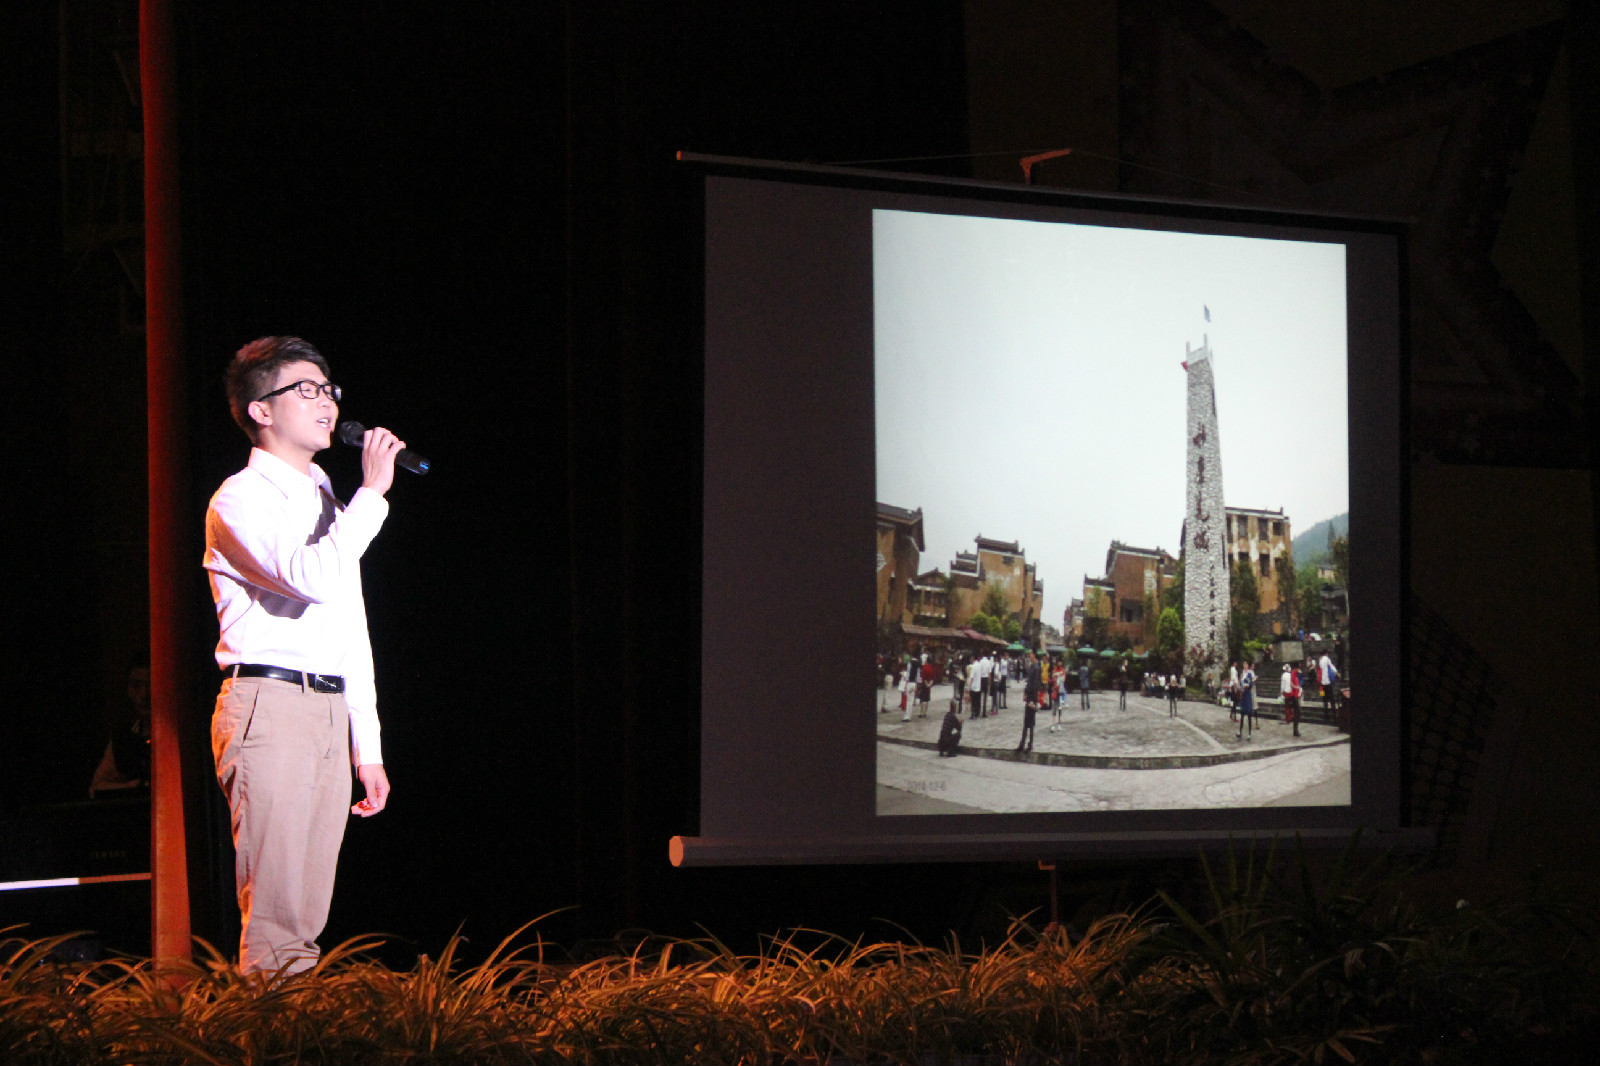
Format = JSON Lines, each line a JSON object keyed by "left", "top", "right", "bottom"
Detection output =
{"left": 874, "top": 209, "right": 1352, "bottom": 816}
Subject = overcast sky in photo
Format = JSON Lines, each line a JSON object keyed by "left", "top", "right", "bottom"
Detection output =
{"left": 874, "top": 209, "right": 1350, "bottom": 627}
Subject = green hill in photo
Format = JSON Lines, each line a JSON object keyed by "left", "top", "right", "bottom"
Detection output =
{"left": 1292, "top": 512, "right": 1349, "bottom": 566}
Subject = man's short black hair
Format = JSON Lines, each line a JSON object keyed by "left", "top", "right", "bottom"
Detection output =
{"left": 225, "top": 336, "right": 333, "bottom": 441}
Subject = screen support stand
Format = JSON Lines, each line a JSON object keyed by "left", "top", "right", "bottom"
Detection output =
{"left": 1038, "top": 860, "right": 1059, "bottom": 931}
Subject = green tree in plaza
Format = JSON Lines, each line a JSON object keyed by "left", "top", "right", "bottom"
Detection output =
{"left": 1155, "top": 607, "right": 1184, "bottom": 671}
{"left": 1232, "top": 559, "right": 1261, "bottom": 617}
{"left": 1082, "top": 585, "right": 1111, "bottom": 649}
{"left": 1001, "top": 617, "right": 1022, "bottom": 643}
{"left": 981, "top": 585, "right": 1009, "bottom": 619}
{"left": 1329, "top": 532, "right": 1350, "bottom": 588}
{"left": 1161, "top": 558, "right": 1185, "bottom": 617}
{"left": 1084, "top": 586, "right": 1109, "bottom": 623}
{"left": 1229, "top": 559, "right": 1260, "bottom": 663}
{"left": 1274, "top": 555, "right": 1299, "bottom": 630}
{"left": 1297, "top": 562, "right": 1323, "bottom": 632}
{"left": 968, "top": 612, "right": 997, "bottom": 636}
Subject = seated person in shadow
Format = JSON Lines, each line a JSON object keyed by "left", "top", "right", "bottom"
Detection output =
{"left": 937, "top": 704, "right": 963, "bottom": 757}
{"left": 89, "top": 660, "right": 151, "bottom": 798}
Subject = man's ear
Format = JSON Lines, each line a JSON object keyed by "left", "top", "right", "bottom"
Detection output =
{"left": 248, "top": 399, "right": 273, "bottom": 432}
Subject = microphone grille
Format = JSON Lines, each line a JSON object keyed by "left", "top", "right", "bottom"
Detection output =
{"left": 337, "top": 421, "right": 366, "bottom": 447}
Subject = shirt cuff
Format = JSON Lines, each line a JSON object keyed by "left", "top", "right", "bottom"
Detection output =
{"left": 344, "top": 486, "right": 391, "bottom": 529}
{"left": 350, "top": 716, "right": 384, "bottom": 766}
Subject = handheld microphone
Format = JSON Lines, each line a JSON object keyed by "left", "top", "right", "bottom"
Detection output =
{"left": 338, "top": 420, "right": 431, "bottom": 475}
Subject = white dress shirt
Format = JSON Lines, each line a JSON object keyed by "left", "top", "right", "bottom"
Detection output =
{"left": 203, "top": 448, "right": 389, "bottom": 765}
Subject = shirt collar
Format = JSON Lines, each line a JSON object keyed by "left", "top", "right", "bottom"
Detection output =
{"left": 247, "top": 447, "right": 331, "bottom": 498}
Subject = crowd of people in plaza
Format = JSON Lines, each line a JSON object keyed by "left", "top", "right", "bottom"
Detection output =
{"left": 1218, "top": 650, "right": 1342, "bottom": 741}
{"left": 881, "top": 639, "right": 1345, "bottom": 758}
{"left": 877, "top": 649, "right": 1079, "bottom": 722}
{"left": 879, "top": 648, "right": 1193, "bottom": 758}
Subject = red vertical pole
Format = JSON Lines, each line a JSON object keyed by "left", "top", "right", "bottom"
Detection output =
{"left": 142, "top": 0, "right": 192, "bottom": 963}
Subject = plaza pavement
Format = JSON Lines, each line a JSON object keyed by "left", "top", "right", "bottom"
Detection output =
{"left": 876, "top": 683, "right": 1350, "bottom": 814}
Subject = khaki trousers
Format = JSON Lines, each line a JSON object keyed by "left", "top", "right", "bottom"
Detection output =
{"left": 212, "top": 676, "right": 351, "bottom": 974}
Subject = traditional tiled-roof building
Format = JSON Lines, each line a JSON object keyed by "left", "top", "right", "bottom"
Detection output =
{"left": 946, "top": 535, "right": 1043, "bottom": 643}
{"left": 1082, "top": 542, "right": 1178, "bottom": 651}
{"left": 875, "top": 502, "right": 925, "bottom": 632}
{"left": 906, "top": 567, "right": 949, "bottom": 627}
{"left": 1225, "top": 506, "right": 1293, "bottom": 634}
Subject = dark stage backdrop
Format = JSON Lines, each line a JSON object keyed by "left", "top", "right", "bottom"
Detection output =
{"left": 21, "top": 0, "right": 1588, "bottom": 961}
{"left": 169, "top": 2, "right": 568, "bottom": 952}
{"left": 150, "top": 0, "right": 1009, "bottom": 957}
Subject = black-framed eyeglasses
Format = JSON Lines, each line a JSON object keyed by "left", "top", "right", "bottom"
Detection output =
{"left": 256, "top": 379, "right": 342, "bottom": 403}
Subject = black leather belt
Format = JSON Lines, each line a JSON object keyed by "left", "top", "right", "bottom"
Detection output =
{"left": 225, "top": 663, "right": 345, "bottom": 694}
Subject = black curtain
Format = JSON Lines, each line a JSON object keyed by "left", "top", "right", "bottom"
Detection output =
{"left": 169, "top": 0, "right": 978, "bottom": 954}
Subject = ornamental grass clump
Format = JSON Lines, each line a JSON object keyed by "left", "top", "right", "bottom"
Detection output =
{"left": 0, "top": 929, "right": 115, "bottom": 1066}
{"left": 533, "top": 935, "right": 776, "bottom": 1064}
{"left": 0, "top": 917, "right": 1153, "bottom": 1065}
{"left": 527, "top": 918, "right": 1146, "bottom": 1065}
{"left": 1125, "top": 835, "right": 1600, "bottom": 1066}
{"left": 2, "top": 839, "right": 1596, "bottom": 1065}
{"left": 723, "top": 914, "right": 1150, "bottom": 1064}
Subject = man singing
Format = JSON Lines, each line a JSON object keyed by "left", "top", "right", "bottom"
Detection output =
{"left": 203, "top": 336, "right": 404, "bottom": 974}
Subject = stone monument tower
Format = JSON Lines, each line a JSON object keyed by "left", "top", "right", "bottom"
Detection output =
{"left": 1183, "top": 337, "right": 1229, "bottom": 682}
